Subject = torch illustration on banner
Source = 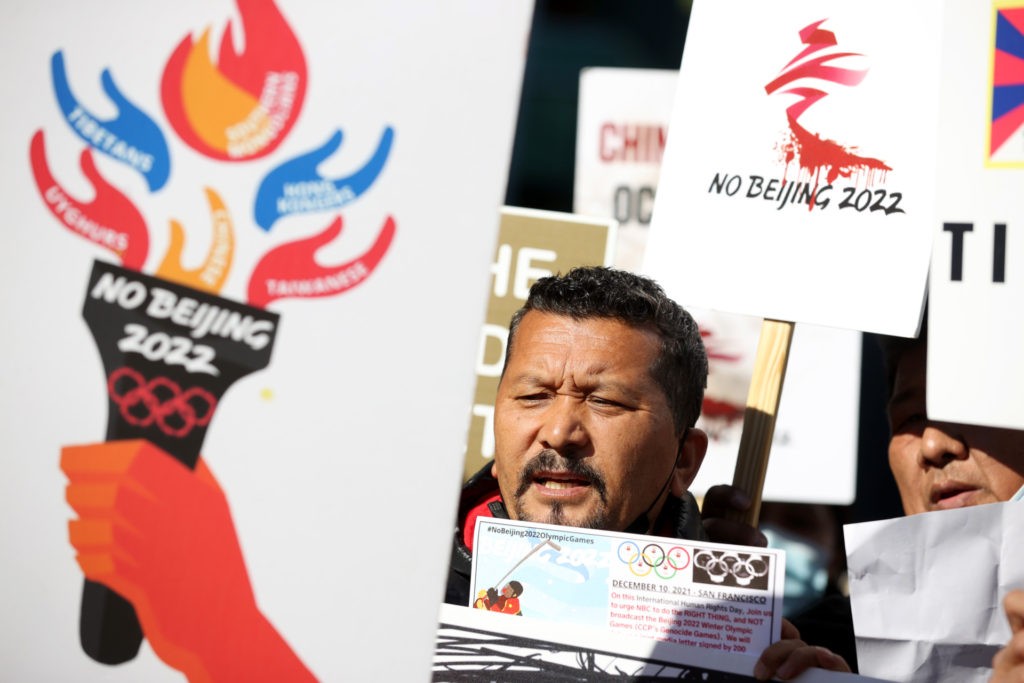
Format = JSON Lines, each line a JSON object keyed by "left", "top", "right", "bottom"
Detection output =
{"left": 77, "top": 260, "right": 279, "bottom": 662}
{"left": 32, "top": 0, "right": 399, "bottom": 675}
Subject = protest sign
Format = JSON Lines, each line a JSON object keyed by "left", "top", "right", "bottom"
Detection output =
{"left": 574, "top": 66, "right": 860, "bottom": 504}
{"left": 0, "top": 1, "right": 532, "bottom": 679}
{"left": 463, "top": 207, "right": 616, "bottom": 480}
{"left": 643, "top": 1, "right": 940, "bottom": 519}
{"left": 928, "top": 1, "right": 1024, "bottom": 430}
{"left": 645, "top": 0, "right": 940, "bottom": 337}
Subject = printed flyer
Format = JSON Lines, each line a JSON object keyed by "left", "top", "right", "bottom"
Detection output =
{"left": 470, "top": 518, "right": 784, "bottom": 657}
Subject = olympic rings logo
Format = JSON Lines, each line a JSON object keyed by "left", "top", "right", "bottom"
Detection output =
{"left": 616, "top": 541, "right": 691, "bottom": 580}
{"left": 693, "top": 550, "right": 769, "bottom": 588}
{"left": 107, "top": 366, "right": 217, "bottom": 438}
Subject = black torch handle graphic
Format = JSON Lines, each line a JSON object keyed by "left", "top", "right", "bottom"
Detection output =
{"left": 78, "top": 259, "right": 278, "bottom": 665}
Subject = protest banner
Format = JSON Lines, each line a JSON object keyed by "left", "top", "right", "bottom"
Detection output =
{"left": 574, "top": 66, "right": 861, "bottom": 504}
{"left": 644, "top": 0, "right": 941, "bottom": 520}
{"left": 928, "top": 0, "right": 1024, "bottom": 430}
{"left": 0, "top": 1, "right": 532, "bottom": 679}
{"left": 463, "top": 207, "right": 616, "bottom": 481}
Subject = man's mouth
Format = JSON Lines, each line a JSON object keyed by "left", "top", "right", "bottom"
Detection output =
{"left": 930, "top": 481, "right": 980, "bottom": 510}
{"left": 535, "top": 474, "right": 591, "bottom": 490}
{"left": 514, "top": 449, "right": 608, "bottom": 503}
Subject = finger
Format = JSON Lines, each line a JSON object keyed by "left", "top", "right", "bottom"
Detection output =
{"left": 60, "top": 440, "right": 148, "bottom": 478}
{"left": 1007, "top": 590, "right": 1024, "bottom": 633}
{"left": 68, "top": 519, "right": 114, "bottom": 550}
{"left": 702, "top": 484, "right": 752, "bottom": 516}
{"left": 774, "top": 645, "right": 849, "bottom": 680}
{"left": 754, "top": 638, "right": 807, "bottom": 680}
{"left": 75, "top": 552, "right": 142, "bottom": 608}
{"left": 781, "top": 618, "right": 800, "bottom": 640}
{"left": 66, "top": 482, "right": 120, "bottom": 514}
{"left": 69, "top": 518, "right": 147, "bottom": 570}
{"left": 702, "top": 518, "right": 768, "bottom": 547}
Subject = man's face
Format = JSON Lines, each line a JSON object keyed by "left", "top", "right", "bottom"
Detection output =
{"left": 888, "top": 340, "right": 1024, "bottom": 514}
{"left": 492, "top": 311, "right": 703, "bottom": 532}
{"left": 501, "top": 584, "right": 514, "bottom": 597}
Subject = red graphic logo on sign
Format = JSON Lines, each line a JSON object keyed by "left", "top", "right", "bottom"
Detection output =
{"left": 765, "top": 20, "right": 891, "bottom": 201}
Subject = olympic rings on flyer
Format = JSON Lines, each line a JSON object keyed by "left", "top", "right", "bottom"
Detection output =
{"left": 616, "top": 541, "right": 692, "bottom": 580}
{"left": 108, "top": 366, "right": 217, "bottom": 438}
{"left": 694, "top": 550, "right": 769, "bottom": 586}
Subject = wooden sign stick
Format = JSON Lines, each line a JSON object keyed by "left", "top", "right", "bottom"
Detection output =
{"left": 726, "top": 318, "right": 795, "bottom": 527}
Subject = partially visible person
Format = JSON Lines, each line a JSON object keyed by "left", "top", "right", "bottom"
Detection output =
{"left": 884, "top": 329, "right": 1024, "bottom": 514}
{"left": 445, "top": 266, "right": 850, "bottom": 681}
{"left": 993, "top": 590, "right": 1024, "bottom": 683}
{"left": 474, "top": 581, "right": 524, "bottom": 615}
{"left": 849, "top": 326, "right": 1024, "bottom": 682}
{"left": 758, "top": 501, "right": 857, "bottom": 671}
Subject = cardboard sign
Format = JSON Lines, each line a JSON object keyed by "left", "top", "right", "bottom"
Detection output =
{"left": 0, "top": 1, "right": 532, "bottom": 680}
{"left": 928, "top": 0, "right": 1024, "bottom": 430}
{"left": 573, "top": 67, "right": 675, "bottom": 267}
{"left": 463, "top": 207, "right": 616, "bottom": 480}
{"left": 644, "top": 0, "right": 941, "bottom": 336}
{"left": 574, "top": 67, "right": 860, "bottom": 503}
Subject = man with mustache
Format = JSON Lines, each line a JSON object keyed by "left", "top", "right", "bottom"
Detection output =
{"left": 445, "top": 266, "right": 849, "bottom": 679}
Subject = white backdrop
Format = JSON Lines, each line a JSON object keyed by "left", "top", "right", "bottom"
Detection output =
{"left": 0, "top": 1, "right": 532, "bottom": 680}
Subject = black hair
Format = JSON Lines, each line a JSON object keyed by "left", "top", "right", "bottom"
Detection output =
{"left": 508, "top": 580, "right": 523, "bottom": 596}
{"left": 876, "top": 308, "right": 928, "bottom": 399}
{"left": 504, "top": 266, "right": 708, "bottom": 431}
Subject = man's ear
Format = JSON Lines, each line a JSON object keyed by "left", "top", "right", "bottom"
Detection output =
{"left": 671, "top": 427, "right": 708, "bottom": 497}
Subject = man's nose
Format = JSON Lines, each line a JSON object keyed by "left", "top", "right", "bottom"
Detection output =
{"left": 919, "top": 423, "right": 969, "bottom": 466}
{"left": 538, "top": 396, "right": 589, "bottom": 453}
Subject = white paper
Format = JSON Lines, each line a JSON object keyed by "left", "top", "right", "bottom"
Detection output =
{"left": 435, "top": 603, "right": 891, "bottom": 682}
{"left": 845, "top": 502, "right": 1024, "bottom": 682}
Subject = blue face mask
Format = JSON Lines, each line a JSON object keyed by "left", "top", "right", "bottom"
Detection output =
{"left": 762, "top": 524, "right": 830, "bottom": 618}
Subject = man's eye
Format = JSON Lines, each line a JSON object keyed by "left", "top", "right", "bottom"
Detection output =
{"left": 590, "top": 396, "right": 623, "bottom": 408}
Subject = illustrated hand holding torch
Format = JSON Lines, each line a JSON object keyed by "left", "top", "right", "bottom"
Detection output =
{"left": 76, "top": 260, "right": 279, "bottom": 663}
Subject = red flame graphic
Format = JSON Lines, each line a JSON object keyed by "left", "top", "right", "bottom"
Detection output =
{"left": 247, "top": 215, "right": 396, "bottom": 308}
{"left": 30, "top": 130, "right": 149, "bottom": 270}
